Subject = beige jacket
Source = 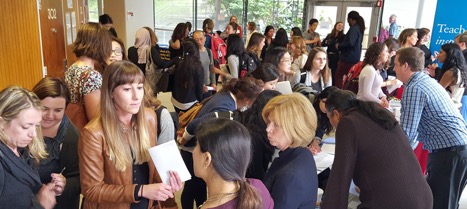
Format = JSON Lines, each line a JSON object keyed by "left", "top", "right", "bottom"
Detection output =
{"left": 79, "top": 108, "right": 176, "bottom": 209}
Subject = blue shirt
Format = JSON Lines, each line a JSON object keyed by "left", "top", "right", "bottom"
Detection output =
{"left": 338, "top": 24, "right": 362, "bottom": 63}
{"left": 401, "top": 72, "right": 467, "bottom": 151}
{"left": 388, "top": 22, "right": 399, "bottom": 38}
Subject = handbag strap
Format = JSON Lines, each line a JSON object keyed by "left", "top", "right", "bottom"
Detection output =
{"left": 76, "top": 70, "right": 91, "bottom": 105}
{"left": 146, "top": 46, "right": 154, "bottom": 67}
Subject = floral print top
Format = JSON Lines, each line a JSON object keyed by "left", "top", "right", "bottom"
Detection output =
{"left": 65, "top": 65, "right": 102, "bottom": 104}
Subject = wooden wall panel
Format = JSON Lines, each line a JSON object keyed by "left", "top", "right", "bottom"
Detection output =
{"left": 0, "top": 0, "right": 43, "bottom": 90}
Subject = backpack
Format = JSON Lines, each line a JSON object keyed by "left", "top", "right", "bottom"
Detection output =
{"left": 177, "top": 95, "right": 214, "bottom": 145}
{"left": 292, "top": 83, "right": 319, "bottom": 103}
{"left": 207, "top": 34, "right": 227, "bottom": 68}
{"left": 226, "top": 54, "right": 255, "bottom": 78}
{"left": 342, "top": 61, "right": 364, "bottom": 94}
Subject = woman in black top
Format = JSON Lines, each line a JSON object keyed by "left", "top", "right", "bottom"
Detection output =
{"left": 416, "top": 28, "right": 434, "bottom": 68}
{"left": 128, "top": 27, "right": 178, "bottom": 74}
{"left": 261, "top": 25, "right": 275, "bottom": 60}
{"left": 322, "top": 22, "right": 345, "bottom": 85}
{"left": 171, "top": 39, "right": 205, "bottom": 113}
{"left": 33, "top": 77, "right": 80, "bottom": 209}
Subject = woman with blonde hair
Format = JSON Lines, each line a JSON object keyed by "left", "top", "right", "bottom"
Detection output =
{"left": 262, "top": 93, "right": 318, "bottom": 208}
{"left": 300, "top": 47, "right": 332, "bottom": 93}
{"left": 33, "top": 77, "right": 79, "bottom": 209}
{"left": 0, "top": 86, "right": 58, "bottom": 209}
{"left": 65, "top": 22, "right": 112, "bottom": 130}
{"left": 79, "top": 61, "right": 182, "bottom": 209}
{"left": 290, "top": 36, "right": 309, "bottom": 72}
{"left": 245, "top": 22, "right": 257, "bottom": 48}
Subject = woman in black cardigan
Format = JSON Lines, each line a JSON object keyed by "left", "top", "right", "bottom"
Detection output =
{"left": 33, "top": 77, "right": 80, "bottom": 209}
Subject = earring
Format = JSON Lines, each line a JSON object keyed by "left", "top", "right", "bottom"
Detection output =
{"left": 203, "top": 164, "right": 207, "bottom": 168}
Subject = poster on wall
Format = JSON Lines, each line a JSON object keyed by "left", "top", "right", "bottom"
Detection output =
{"left": 429, "top": 0, "right": 467, "bottom": 55}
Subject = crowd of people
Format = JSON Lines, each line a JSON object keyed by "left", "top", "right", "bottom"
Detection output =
{"left": 1, "top": 10, "right": 467, "bottom": 209}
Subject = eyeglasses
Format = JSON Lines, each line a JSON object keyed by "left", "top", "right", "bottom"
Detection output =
{"left": 112, "top": 49, "right": 123, "bottom": 56}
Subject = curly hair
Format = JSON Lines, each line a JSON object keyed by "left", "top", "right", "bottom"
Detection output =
{"left": 363, "top": 42, "right": 387, "bottom": 69}
{"left": 290, "top": 36, "right": 308, "bottom": 56}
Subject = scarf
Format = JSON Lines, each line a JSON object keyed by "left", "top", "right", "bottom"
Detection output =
{"left": 135, "top": 28, "right": 151, "bottom": 64}
{"left": 0, "top": 143, "right": 42, "bottom": 194}
{"left": 41, "top": 116, "right": 71, "bottom": 165}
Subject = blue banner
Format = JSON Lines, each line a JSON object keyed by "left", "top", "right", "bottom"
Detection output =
{"left": 429, "top": 0, "right": 467, "bottom": 55}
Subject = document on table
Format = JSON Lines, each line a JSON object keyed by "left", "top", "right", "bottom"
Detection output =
{"left": 275, "top": 81, "right": 293, "bottom": 94}
{"left": 314, "top": 148, "right": 335, "bottom": 173}
{"left": 148, "top": 140, "right": 191, "bottom": 184}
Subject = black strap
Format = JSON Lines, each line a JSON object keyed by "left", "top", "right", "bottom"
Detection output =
{"left": 154, "top": 106, "right": 166, "bottom": 139}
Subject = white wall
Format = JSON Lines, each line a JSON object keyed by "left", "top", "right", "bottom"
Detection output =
{"left": 382, "top": 0, "right": 437, "bottom": 30}
{"left": 104, "top": 0, "right": 154, "bottom": 50}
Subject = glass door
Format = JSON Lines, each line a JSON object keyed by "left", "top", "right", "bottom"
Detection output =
{"left": 309, "top": 1, "right": 378, "bottom": 49}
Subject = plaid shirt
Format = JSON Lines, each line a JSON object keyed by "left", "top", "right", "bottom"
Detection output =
{"left": 401, "top": 72, "right": 467, "bottom": 151}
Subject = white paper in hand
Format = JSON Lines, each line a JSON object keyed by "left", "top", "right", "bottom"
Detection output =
{"left": 148, "top": 140, "right": 191, "bottom": 184}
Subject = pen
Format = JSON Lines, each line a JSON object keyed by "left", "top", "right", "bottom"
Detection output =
{"left": 59, "top": 167, "right": 66, "bottom": 175}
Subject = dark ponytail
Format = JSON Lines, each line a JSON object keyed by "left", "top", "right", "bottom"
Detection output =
{"left": 357, "top": 16, "right": 365, "bottom": 34}
{"left": 326, "top": 90, "right": 398, "bottom": 130}
{"left": 348, "top": 11, "right": 365, "bottom": 34}
{"left": 196, "top": 118, "right": 263, "bottom": 209}
{"left": 236, "top": 180, "right": 262, "bottom": 209}
{"left": 223, "top": 77, "right": 264, "bottom": 100}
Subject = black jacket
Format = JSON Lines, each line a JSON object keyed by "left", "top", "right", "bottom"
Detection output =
{"left": 0, "top": 144, "right": 44, "bottom": 209}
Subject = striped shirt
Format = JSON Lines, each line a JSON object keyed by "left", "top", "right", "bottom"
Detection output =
{"left": 401, "top": 72, "right": 467, "bottom": 151}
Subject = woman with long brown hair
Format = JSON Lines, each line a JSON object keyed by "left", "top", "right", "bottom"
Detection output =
{"left": 246, "top": 32, "right": 266, "bottom": 69}
{"left": 300, "top": 47, "right": 332, "bottom": 93}
{"left": 322, "top": 22, "right": 345, "bottom": 84}
{"left": 193, "top": 118, "right": 273, "bottom": 209}
{"left": 79, "top": 61, "right": 182, "bottom": 209}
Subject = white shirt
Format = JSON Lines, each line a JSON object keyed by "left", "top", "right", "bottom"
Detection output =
{"left": 357, "top": 64, "right": 385, "bottom": 103}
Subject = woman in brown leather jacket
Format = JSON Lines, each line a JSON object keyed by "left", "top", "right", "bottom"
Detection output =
{"left": 78, "top": 60, "right": 182, "bottom": 209}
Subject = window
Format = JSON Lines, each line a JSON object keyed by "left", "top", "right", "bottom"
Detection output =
{"left": 154, "top": 0, "right": 304, "bottom": 45}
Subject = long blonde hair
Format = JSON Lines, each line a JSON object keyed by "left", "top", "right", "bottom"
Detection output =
{"left": 100, "top": 61, "right": 151, "bottom": 171}
{"left": 290, "top": 36, "right": 308, "bottom": 57}
{"left": 0, "top": 86, "right": 47, "bottom": 163}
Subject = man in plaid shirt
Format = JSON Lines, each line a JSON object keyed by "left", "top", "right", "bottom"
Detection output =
{"left": 394, "top": 47, "right": 467, "bottom": 209}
